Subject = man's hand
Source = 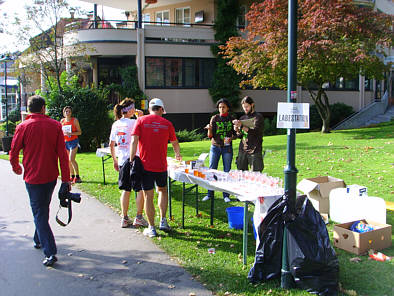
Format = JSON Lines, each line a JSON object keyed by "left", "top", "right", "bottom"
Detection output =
{"left": 175, "top": 153, "right": 182, "bottom": 161}
{"left": 232, "top": 119, "right": 242, "bottom": 128}
{"left": 12, "top": 164, "right": 22, "bottom": 175}
{"left": 113, "top": 160, "right": 119, "bottom": 171}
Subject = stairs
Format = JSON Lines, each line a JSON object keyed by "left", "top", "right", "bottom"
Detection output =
{"left": 365, "top": 105, "right": 394, "bottom": 126}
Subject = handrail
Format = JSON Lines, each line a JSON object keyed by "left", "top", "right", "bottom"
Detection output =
{"left": 65, "top": 19, "right": 215, "bottom": 31}
{"left": 332, "top": 90, "right": 389, "bottom": 130}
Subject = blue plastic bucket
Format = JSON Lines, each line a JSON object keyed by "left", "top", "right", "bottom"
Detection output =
{"left": 251, "top": 216, "right": 257, "bottom": 240}
{"left": 226, "top": 207, "right": 244, "bottom": 229}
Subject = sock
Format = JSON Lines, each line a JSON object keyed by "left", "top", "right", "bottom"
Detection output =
{"left": 71, "top": 175, "right": 75, "bottom": 178}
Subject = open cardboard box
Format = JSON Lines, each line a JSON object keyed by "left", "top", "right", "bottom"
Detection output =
{"left": 297, "top": 176, "right": 346, "bottom": 215}
{"left": 333, "top": 219, "right": 392, "bottom": 255}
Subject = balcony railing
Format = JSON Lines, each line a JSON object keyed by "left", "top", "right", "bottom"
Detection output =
{"left": 64, "top": 20, "right": 216, "bottom": 46}
{"left": 65, "top": 20, "right": 214, "bottom": 31}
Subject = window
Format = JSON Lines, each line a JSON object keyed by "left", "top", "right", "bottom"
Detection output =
{"left": 145, "top": 57, "right": 215, "bottom": 89}
{"left": 165, "top": 58, "right": 183, "bottom": 87}
{"left": 155, "top": 10, "right": 169, "bottom": 25}
{"left": 142, "top": 13, "right": 150, "bottom": 27}
{"left": 303, "top": 77, "right": 359, "bottom": 91}
{"left": 98, "top": 56, "right": 135, "bottom": 85}
{"left": 237, "top": 5, "right": 247, "bottom": 29}
{"left": 175, "top": 7, "right": 191, "bottom": 25}
{"left": 146, "top": 58, "right": 164, "bottom": 87}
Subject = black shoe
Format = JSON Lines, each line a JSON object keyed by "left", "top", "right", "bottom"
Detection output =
{"left": 33, "top": 243, "right": 41, "bottom": 249}
{"left": 43, "top": 255, "right": 58, "bottom": 266}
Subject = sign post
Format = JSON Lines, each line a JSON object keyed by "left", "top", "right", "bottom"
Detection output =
{"left": 281, "top": 0, "right": 298, "bottom": 289}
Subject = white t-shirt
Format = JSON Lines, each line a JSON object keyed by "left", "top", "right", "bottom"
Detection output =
{"left": 109, "top": 118, "right": 138, "bottom": 166}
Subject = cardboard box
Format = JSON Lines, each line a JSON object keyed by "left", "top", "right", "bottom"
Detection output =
{"left": 297, "top": 176, "right": 346, "bottom": 215}
{"left": 333, "top": 220, "right": 392, "bottom": 255}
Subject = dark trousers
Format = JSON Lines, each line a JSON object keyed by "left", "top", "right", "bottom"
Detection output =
{"left": 25, "top": 180, "right": 57, "bottom": 257}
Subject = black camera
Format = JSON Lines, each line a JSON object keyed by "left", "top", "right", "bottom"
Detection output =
{"left": 58, "top": 183, "right": 81, "bottom": 207}
{"left": 56, "top": 183, "right": 81, "bottom": 226}
{"left": 59, "top": 191, "right": 81, "bottom": 207}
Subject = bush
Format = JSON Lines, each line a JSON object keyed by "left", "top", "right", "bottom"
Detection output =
{"left": 8, "top": 108, "right": 21, "bottom": 123}
{"left": 0, "top": 121, "right": 17, "bottom": 136}
{"left": 309, "top": 102, "right": 354, "bottom": 130}
{"left": 43, "top": 73, "right": 112, "bottom": 151}
{"left": 263, "top": 116, "right": 286, "bottom": 136}
{"left": 176, "top": 129, "right": 206, "bottom": 143}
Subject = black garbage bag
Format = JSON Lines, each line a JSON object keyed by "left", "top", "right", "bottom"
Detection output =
{"left": 248, "top": 196, "right": 287, "bottom": 283}
{"left": 287, "top": 195, "right": 339, "bottom": 296}
{"left": 248, "top": 195, "right": 339, "bottom": 296}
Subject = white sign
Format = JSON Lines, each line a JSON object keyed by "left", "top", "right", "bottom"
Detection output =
{"left": 277, "top": 102, "right": 310, "bottom": 129}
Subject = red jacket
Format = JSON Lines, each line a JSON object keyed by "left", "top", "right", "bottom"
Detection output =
{"left": 9, "top": 113, "right": 70, "bottom": 184}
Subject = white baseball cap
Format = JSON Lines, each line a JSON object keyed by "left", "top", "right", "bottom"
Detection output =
{"left": 149, "top": 98, "right": 166, "bottom": 113}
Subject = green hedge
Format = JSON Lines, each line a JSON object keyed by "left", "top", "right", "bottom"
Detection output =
{"left": 42, "top": 73, "right": 112, "bottom": 151}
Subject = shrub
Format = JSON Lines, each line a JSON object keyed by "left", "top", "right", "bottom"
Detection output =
{"left": 43, "top": 73, "right": 112, "bottom": 151}
{"left": 0, "top": 121, "right": 17, "bottom": 136}
{"left": 8, "top": 108, "right": 21, "bottom": 123}
{"left": 263, "top": 116, "right": 286, "bottom": 136}
{"left": 176, "top": 129, "right": 206, "bottom": 143}
{"left": 310, "top": 102, "right": 354, "bottom": 130}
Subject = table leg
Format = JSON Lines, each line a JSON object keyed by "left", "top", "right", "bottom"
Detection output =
{"left": 168, "top": 176, "right": 172, "bottom": 219}
{"left": 195, "top": 185, "right": 199, "bottom": 216}
{"left": 182, "top": 182, "right": 185, "bottom": 229}
{"left": 243, "top": 201, "right": 249, "bottom": 265}
{"left": 210, "top": 194, "right": 214, "bottom": 226}
{"left": 101, "top": 157, "right": 106, "bottom": 185}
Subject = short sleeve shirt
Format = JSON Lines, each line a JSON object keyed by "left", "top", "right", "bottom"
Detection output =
{"left": 132, "top": 114, "right": 177, "bottom": 172}
{"left": 109, "top": 118, "right": 138, "bottom": 166}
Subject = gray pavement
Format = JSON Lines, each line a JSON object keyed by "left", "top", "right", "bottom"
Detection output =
{"left": 0, "top": 159, "right": 212, "bottom": 296}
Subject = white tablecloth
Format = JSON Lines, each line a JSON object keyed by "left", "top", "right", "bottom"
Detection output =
{"left": 168, "top": 168, "right": 283, "bottom": 202}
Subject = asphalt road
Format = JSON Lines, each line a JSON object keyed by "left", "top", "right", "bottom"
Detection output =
{"left": 0, "top": 159, "right": 212, "bottom": 296}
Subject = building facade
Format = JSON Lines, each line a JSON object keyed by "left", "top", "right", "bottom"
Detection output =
{"left": 26, "top": 0, "right": 393, "bottom": 129}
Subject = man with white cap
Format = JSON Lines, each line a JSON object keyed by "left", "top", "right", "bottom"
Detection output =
{"left": 130, "top": 98, "right": 182, "bottom": 237}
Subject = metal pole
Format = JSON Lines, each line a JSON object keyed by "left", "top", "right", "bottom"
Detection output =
{"left": 4, "top": 60, "right": 8, "bottom": 137}
{"left": 137, "top": 0, "right": 142, "bottom": 29}
{"left": 93, "top": 4, "right": 98, "bottom": 29}
{"left": 281, "top": 0, "right": 298, "bottom": 289}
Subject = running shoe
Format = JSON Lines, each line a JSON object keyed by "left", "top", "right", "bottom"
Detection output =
{"left": 143, "top": 227, "right": 158, "bottom": 238}
{"left": 133, "top": 216, "right": 149, "bottom": 227}
{"left": 159, "top": 217, "right": 171, "bottom": 233}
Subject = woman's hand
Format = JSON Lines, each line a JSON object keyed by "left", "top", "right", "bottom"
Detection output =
{"left": 135, "top": 109, "right": 144, "bottom": 117}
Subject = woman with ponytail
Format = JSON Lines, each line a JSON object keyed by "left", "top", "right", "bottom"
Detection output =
{"left": 109, "top": 98, "right": 148, "bottom": 228}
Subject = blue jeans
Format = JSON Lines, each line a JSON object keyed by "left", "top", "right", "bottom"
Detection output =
{"left": 207, "top": 145, "right": 233, "bottom": 198}
{"left": 25, "top": 180, "right": 57, "bottom": 257}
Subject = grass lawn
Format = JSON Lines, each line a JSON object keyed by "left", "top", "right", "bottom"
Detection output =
{"left": 2, "top": 121, "right": 393, "bottom": 296}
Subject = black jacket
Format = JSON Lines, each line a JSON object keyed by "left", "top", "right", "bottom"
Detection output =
{"left": 118, "top": 156, "right": 143, "bottom": 192}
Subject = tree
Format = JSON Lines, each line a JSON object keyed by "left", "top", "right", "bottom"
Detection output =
{"left": 208, "top": 0, "right": 241, "bottom": 109}
{"left": 10, "top": 0, "right": 89, "bottom": 93}
{"left": 221, "top": 0, "right": 392, "bottom": 132}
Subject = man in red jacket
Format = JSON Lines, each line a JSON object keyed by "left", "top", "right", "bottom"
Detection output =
{"left": 9, "top": 95, "right": 70, "bottom": 266}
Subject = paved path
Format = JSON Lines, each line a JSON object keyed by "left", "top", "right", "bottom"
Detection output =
{"left": 0, "top": 159, "right": 212, "bottom": 296}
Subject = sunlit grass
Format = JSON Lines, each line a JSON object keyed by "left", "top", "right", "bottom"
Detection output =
{"left": 2, "top": 121, "right": 393, "bottom": 296}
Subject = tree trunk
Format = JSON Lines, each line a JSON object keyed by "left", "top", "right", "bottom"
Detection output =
{"left": 307, "top": 87, "right": 331, "bottom": 133}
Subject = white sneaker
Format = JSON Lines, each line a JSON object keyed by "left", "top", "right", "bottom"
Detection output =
{"left": 143, "top": 227, "right": 157, "bottom": 238}
{"left": 224, "top": 197, "right": 231, "bottom": 203}
{"left": 159, "top": 217, "right": 171, "bottom": 233}
{"left": 202, "top": 195, "right": 211, "bottom": 201}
